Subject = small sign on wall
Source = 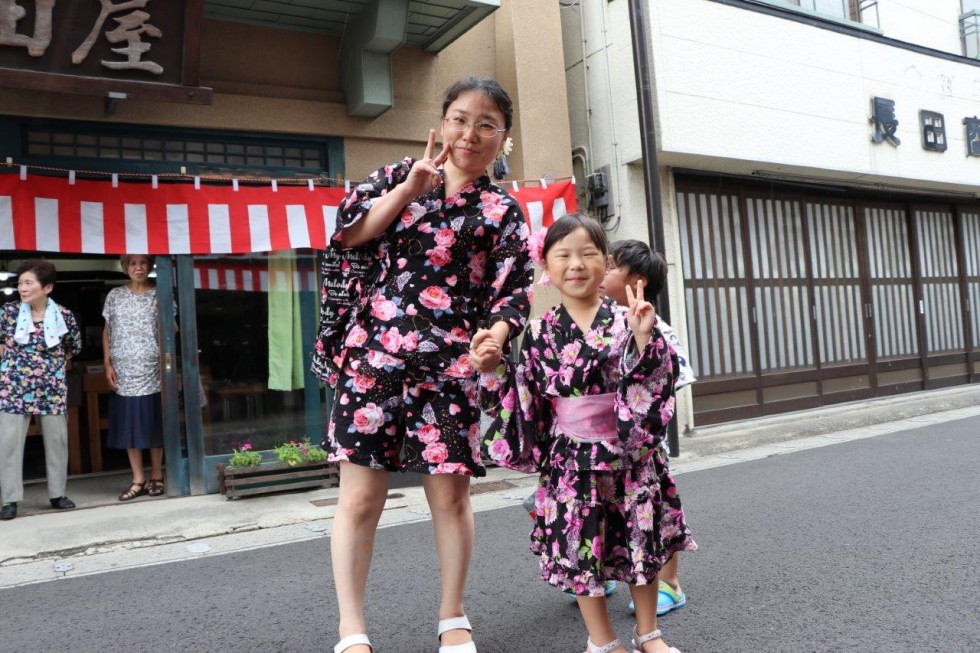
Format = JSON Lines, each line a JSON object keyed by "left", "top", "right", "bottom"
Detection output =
{"left": 870, "top": 97, "right": 900, "bottom": 147}
{"left": 920, "top": 111, "right": 947, "bottom": 152}
{"left": 964, "top": 117, "right": 980, "bottom": 158}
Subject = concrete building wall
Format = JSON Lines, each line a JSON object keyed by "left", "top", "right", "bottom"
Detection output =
{"left": 0, "top": 1, "right": 571, "bottom": 185}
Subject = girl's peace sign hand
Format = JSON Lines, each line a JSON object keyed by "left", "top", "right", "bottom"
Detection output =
{"left": 625, "top": 278, "right": 657, "bottom": 339}
{"left": 404, "top": 129, "right": 451, "bottom": 198}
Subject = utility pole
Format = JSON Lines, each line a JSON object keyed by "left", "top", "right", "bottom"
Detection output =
{"left": 627, "top": 0, "right": 679, "bottom": 456}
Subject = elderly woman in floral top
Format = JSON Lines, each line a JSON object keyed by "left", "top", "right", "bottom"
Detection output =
{"left": 315, "top": 77, "right": 532, "bottom": 653}
{"left": 0, "top": 259, "right": 81, "bottom": 521}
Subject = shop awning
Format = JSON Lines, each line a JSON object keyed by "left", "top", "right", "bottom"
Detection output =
{"left": 0, "top": 172, "right": 575, "bottom": 255}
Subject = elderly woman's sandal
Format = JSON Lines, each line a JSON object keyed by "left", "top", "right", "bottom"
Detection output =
{"left": 438, "top": 616, "right": 477, "bottom": 653}
{"left": 119, "top": 481, "right": 146, "bottom": 501}
{"left": 147, "top": 478, "right": 165, "bottom": 496}
{"left": 632, "top": 627, "right": 681, "bottom": 653}
{"left": 334, "top": 634, "right": 372, "bottom": 653}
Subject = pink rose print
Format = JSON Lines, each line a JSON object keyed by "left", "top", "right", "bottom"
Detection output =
{"left": 366, "top": 350, "right": 402, "bottom": 368}
{"left": 401, "top": 202, "right": 425, "bottom": 227}
{"left": 351, "top": 373, "right": 376, "bottom": 393}
{"left": 344, "top": 325, "right": 369, "bottom": 348}
{"left": 422, "top": 441, "right": 449, "bottom": 464}
{"left": 401, "top": 331, "right": 419, "bottom": 351}
{"left": 446, "top": 354, "right": 473, "bottom": 378}
{"left": 434, "top": 228, "right": 456, "bottom": 247}
{"left": 469, "top": 252, "right": 487, "bottom": 285}
{"left": 419, "top": 286, "right": 451, "bottom": 311}
{"left": 433, "top": 462, "right": 470, "bottom": 474}
{"left": 426, "top": 246, "right": 452, "bottom": 268}
{"left": 416, "top": 424, "right": 441, "bottom": 443}
{"left": 371, "top": 299, "right": 398, "bottom": 321}
{"left": 379, "top": 328, "right": 403, "bottom": 353}
{"left": 352, "top": 403, "right": 385, "bottom": 434}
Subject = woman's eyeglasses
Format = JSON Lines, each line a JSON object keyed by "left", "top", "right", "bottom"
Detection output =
{"left": 443, "top": 116, "right": 505, "bottom": 138}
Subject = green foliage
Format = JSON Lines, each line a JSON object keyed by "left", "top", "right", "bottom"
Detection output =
{"left": 227, "top": 443, "right": 263, "bottom": 469}
{"left": 274, "top": 438, "right": 328, "bottom": 467}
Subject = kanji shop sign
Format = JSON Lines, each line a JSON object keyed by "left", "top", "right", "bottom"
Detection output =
{"left": 0, "top": 0, "right": 210, "bottom": 105}
{"left": 870, "top": 96, "right": 976, "bottom": 157}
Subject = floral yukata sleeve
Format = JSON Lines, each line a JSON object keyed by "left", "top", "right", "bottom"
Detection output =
{"left": 312, "top": 159, "right": 411, "bottom": 383}
{"left": 478, "top": 192, "right": 533, "bottom": 336}
{"left": 481, "top": 299, "right": 677, "bottom": 473}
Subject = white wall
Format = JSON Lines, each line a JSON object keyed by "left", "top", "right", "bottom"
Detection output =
{"left": 877, "top": 0, "right": 963, "bottom": 54}
{"left": 651, "top": 0, "right": 980, "bottom": 192}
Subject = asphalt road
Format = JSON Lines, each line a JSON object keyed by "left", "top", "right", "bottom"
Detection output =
{"left": 2, "top": 418, "right": 978, "bottom": 652}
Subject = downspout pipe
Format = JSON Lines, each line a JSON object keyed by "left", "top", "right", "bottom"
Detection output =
{"left": 627, "top": 0, "right": 679, "bottom": 456}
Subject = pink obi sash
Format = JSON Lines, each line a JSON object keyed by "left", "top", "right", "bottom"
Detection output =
{"left": 553, "top": 393, "right": 618, "bottom": 443}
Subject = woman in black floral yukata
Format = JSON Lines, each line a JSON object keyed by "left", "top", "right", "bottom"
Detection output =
{"left": 315, "top": 77, "right": 532, "bottom": 653}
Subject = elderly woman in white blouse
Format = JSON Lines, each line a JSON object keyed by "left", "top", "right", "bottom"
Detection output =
{"left": 103, "top": 254, "right": 165, "bottom": 501}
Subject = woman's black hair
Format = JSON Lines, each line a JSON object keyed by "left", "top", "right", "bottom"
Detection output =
{"left": 609, "top": 239, "right": 668, "bottom": 298}
{"left": 16, "top": 258, "right": 57, "bottom": 287}
{"left": 442, "top": 76, "right": 513, "bottom": 130}
{"left": 542, "top": 212, "right": 608, "bottom": 259}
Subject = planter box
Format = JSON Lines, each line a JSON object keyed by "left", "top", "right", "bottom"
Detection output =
{"left": 218, "top": 460, "right": 339, "bottom": 499}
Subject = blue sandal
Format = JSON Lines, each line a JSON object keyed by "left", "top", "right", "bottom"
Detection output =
{"left": 627, "top": 580, "right": 686, "bottom": 615}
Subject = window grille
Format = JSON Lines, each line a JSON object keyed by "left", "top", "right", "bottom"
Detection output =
{"left": 20, "top": 122, "right": 328, "bottom": 175}
{"left": 962, "top": 9, "right": 980, "bottom": 59}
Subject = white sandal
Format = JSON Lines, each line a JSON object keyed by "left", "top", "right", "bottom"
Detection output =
{"left": 438, "top": 615, "right": 477, "bottom": 653}
{"left": 586, "top": 638, "right": 623, "bottom": 653}
{"left": 334, "top": 633, "right": 372, "bottom": 653}
{"left": 632, "top": 627, "right": 681, "bottom": 653}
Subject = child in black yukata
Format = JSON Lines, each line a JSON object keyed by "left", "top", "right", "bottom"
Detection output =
{"left": 475, "top": 214, "right": 696, "bottom": 653}
{"left": 602, "top": 240, "right": 697, "bottom": 618}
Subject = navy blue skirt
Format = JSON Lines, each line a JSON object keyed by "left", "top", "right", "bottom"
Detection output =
{"left": 107, "top": 392, "right": 163, "bottom": 450}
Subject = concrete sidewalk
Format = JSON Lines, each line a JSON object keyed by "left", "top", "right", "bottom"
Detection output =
{"left": 2, "top": 384, "right": 979, "bottom": 575}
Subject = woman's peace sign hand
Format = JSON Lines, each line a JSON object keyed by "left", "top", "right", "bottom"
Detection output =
{"left": 625, "top": 278, "right": 657, "bottom": 343}
{"left": 403, "top": 129, "right": 451, "bottom": 198}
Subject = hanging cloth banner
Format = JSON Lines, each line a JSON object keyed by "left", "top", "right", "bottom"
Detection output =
{"left": 0, "top": 173, "right": 576, "bottom": 254}
{"left": 511, "top": 179, "right": 575, "bottom": 232}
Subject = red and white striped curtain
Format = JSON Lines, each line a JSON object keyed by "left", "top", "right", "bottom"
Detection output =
{"left": 0, "top": 173, "right": 576, "bottom": 255}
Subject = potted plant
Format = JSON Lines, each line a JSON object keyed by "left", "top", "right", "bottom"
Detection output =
{"left": 218, "top": 438, "right": 338, "bottom": 499}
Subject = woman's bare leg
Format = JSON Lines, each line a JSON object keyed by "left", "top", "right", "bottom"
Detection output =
{"left": 331, "top": 462, "right": 390, "bottom": 652}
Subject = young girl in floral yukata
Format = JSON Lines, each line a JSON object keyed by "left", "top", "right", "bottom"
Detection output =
{"left": 478, "top": 214, "right": 696, "bottom": 653}
{"left": 318, "top": 77, "right": 532, "bottom": 653}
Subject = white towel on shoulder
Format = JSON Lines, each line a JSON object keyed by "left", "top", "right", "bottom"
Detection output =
{"left": 13, "top": 300, "right": 69, "bottom": 349}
